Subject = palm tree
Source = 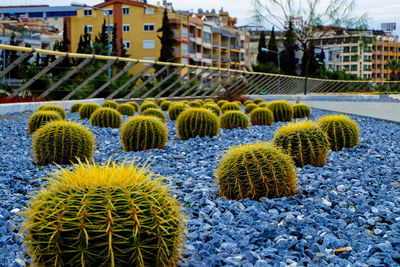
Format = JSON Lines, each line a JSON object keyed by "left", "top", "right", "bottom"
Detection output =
{"left": 386, "top": 59, "right": 400, "bottom": 81}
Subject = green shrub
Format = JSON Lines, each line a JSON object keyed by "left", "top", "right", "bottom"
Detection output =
{"left": 70, "top": 103, "right": 83, "bottom": 113}
{"left": 102, "top": 100, "right": 119, "bottom": 109}
{"left": 143, "top": 108, "right": 166, "bottom": 122}
{"left": 126, "top": 101, "right": 139, "bottom": 112}
{"left": 293, "top": 103, "right": 311, "bottom": 118}
{"left": 317, "top": 114, "right": 360, "bottom": 151}
{"left": 121, "top": 116, "right": 168, "bottom": 151}
{"left": 33, "top": 121, "right": 94, "bottom": 165}
{"left": 215, "top": 142, "right": 297, "bottom": 200}
{"left": 160, "top": 100, "right": 172, "bottom": 111}
{"left": 220, "top": 111, "right": 249, "bottom": 130}
{"left": 244, "top": 103, "right": 258, "bottom": 114}
{"left": 203, "top": 103, "right": 221, "bottom": 116}
{"left": 188, "top": 101, "right": 202, "bottom": 108}
{"left": 90, "top": 108, "right": 122, "bottom": 128}
{"left": 273, "top": 121, "right": 330, "bottom": 167}
{"left": 217, "top": 100, "right": 228, "bottom": 108}
{"left": 221, "top": 102, "right": 241, "bottom": 113}
{"left": 176, "top": 108, "right": 219, "bottom": 140}
{"left": 21, "top": 160, "right": 185, "bottom": 266}
{"left": 117, "top": 103, "right": 135, "bottom": 116}
{"left": 157, "top": 98, "right": 166, "bottom": 106}
{"left": 38, "top": 104, "right": 66, "bottom": 120}
{"left": 140, "top": 102, "right": 158, "bottom": 113}
{"left": 267, "top": 100, "right": 293, "bottom": 122}
{"left": 78, "top": 103, "right": 101, "bottom": 119}
{"left": 28, "top": 111, "right": 62, "bottom": 134}
{"left": 168, "top": 103, "right": 187, "bottom": 121}
{"left": 252, "top": 98, "right": 263, "bottom": 104}
{"left": 250, "top": 108, "right": 274, "bottom": 126}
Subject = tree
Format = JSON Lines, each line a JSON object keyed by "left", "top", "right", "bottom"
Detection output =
{"left": 111, "top": 23, "right": 118, "bottom": 56}
{"left": 386, "top": 59, "right": 400, "bottom": 81}
{"left": 252, "top": 0, "right": 367, "bottom": 94}
{"left": 94, "top": 19, "right": 109, "bottom": 55}
{"left": 157, "top": 8, "right": 177, "bottom": 80}
{"left": 301, "top": 43, "right": 319, "bottom": 77}
{"left": 279, "top": 20, "right": 298, "bottom": 75}
{"left": 265, "top": 26, "right": 278, "bottom": 66}
{"left": 257, "top": 31, "right": 268, "bottom": 64}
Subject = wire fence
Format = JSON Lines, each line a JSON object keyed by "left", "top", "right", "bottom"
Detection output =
{"left": 0, "top": 44, "right": 399, "bottom": 100}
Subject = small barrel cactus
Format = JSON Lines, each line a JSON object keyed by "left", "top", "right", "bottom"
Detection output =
{"left": 220, "top": 111, "right": 249, "bottom": 130}
{"left": 204, "top": 99, "right": 215, "bottom": 104}
{"left": 117, "top": 103, "right": 135, "bottom": 116}
{"left": 33, "top": 121, "right": 94, "bottom": 165}
{"left": 221, "top": 102, "right": 241, "bottom": 113}
{"left": 168, "top": 103, "right": 187, "bottom": 121}
{"left": 160, "top": 100, "right": 172, "bottom": 111}
{"left": 188, "top": 101, "right": 202, "bottom": 108}
{"left": 126, "top": 101, "right": 139, "bottom": 112}
{"left": 317, "top": 114, "right": 360, "bottom": 151}
{"left": 244, "top": 100, "right": 253, "bottom": 106}
{"left": 70, "top": 102, "right": 83, "bottom": 113}
{"left": 90, "top": 107, "right": 122, "bottom": 128}
{"left": 250, "top": 108, "right": 274, "bottom": 126}
{"left": 20, "top": 160, "right": 186, "bottom": 266}
{"left": 252, "top": 98, "right": 263, "bottom": 104}
{"left": 28, "top": 111, "right": 62, "bottom": 134}
{"left": 144, "top": 98, "right": 157, "bottom": 104}
{"left": 233, "top": 100, "right": 242, "bottom": 106}
{"left": 215, "top": 142, "right": 297, "bottom": 200}
{"left": 121, "top": 116, "right": 168, "bottom": 151}
{"left": 176, "top": 108, "right": 219, "bottom": 140}
{"left": 244, "top": 103, "right": 258, "bottom": 114}
{"left": 157, "top": 98, "right": 166, "bottom": 106}
{"left": 142, "top": 108, "right": 166, "bottom": 122}
{"left": 293, "top": 103, "right": 311, "bottom": 118}
{"left": 267, "top": 100, "right": 293, "bottom": 122}
{"left": 203, "top": 103, "right": 221, "bottom": 116}
{"left": 38, "top": 104, "right": 66, "bottom": 120}
{"left": 78, "top": 103, "right": 101, "bottom": 119}
{"left": 257, "top": 102, "right": 268, "bottom": 108}
{"left": 217, "top": 100, "right": 228, "bottom": 108}
{"left": 140, "top": 102, "right": 158, "bottom": 113}
{"left": 102, "top": 100, "right": 118, "bottom": 109}
{"left": 273, "top": 121, "right": 330, "bottom": 167}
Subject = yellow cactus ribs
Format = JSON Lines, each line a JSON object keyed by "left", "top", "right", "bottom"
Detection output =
{"left": 102, "top": 100, "right": 119, "bottom": 109}
{"left": 220, "top": 111, "right": 249, "bottom": 130}
{"left": 292, "top": 103, "right": 312, "bottom": 118}
{"left": 176, "top": 108, "right": 220, "bottom": 140}
{"left": 215, "top": 142, "right": 297, "bottom": 200}
{"left": 78, "top": 103, "right": 101, "bottom": 119}
{"left": 168, "top": 102, "right": 187, "bottom": 121}
{"left": 90, "top": 107, "right": 122, "bottom": 128}
{"left": 267, "top": 100, "right": 293, "bottom": 122}
{"left": 142, "top": 108, "right": 167, "bottom": 123}
{"left": 21, "top": 160, "right": 186, "bottom": 267}
{"left": 27, "top": 110, "right": 62, "bottom": 134}
{"left": 117, "top": 103, "right": 135, "bottom": 116}
{"left": 221, "top": 102, "right": 241, "bottom": 113}
{"left": 250, "top": 107, "right": 274, "bottom": 126}
{"left": 273, "top": 121, "right": 330, "bottom": 167}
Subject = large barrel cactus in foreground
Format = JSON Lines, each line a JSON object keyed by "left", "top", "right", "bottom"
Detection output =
{"left": 33, "top": 121, "right": 95, "bottom": 165}
{"left": 121, "top": 116, "right": 168, "bottom": 151}
{"left": 317, "top": 114, "right": 360, "bottom": 151}
{"left": 215, "top": 142, "right": 297, "bottom": 200}
{"left": 28, "top": 111, "right": 62, "bottom": 134}
{"left": 20, "top": 160, "right": 186, "bottom": 266}
{"left": 273, "top": 121, "right": 330, "bottom": 167}
{"left": 176, "top": 108, "right": 219, "bottom": 140}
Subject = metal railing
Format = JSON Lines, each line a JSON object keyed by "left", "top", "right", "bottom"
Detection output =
{"left": 0, "top": 44, "right": 400, "bottom": 101}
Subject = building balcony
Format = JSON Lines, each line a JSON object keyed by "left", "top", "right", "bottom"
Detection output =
{"left": 195, "top": 37, "right": 202, "bottom": 45}
{"left": 196, "top": 52, "right": 202, "bottom": 58}
{"left": 203, "top": 54, "right": 212, "bottom": 59}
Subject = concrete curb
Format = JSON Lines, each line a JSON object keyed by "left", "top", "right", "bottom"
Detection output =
{"left": 247, "top": 94, "right": 399, "bottom": 102}
{"left": 0, "top": 98, "right": 105, "bottom": 115}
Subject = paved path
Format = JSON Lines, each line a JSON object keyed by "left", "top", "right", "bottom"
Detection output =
{"left": 302, "top": 101, "right": 400, "bottom": 122}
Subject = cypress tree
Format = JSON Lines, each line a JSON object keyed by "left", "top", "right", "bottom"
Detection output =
{"left": 94, "top": 19, "right": 108, "bottom": 55}
{"left": 301, "top": 43, "right": 319, "bottom": 77}
{"left": 157, "top": 8, "right": 177, "bottom": 79}
{"left": 279, "top": 21, "right": 298, "bottom": 76}
{"left": 265, "top": 26, "right": 278, "bottom": 66}
{"left": 256, "top": 31, "right": 267, "bottom": 64}
{"left": 111, "top": 23, "right": 118, "bottom": 56}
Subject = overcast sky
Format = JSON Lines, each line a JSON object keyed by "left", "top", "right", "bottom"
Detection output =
{"left": 7, "top": 0, "right": 400, "bottom": 35}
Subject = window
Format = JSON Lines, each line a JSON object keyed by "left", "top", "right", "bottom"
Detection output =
{"left": 351, "top": 55, "right": 358, "bottom": 62}
{"left": 343, "top": 46, "right": 350, "bottom": 53}
{"left": 343, "top": 56, "right": 350, "bottom": 62}
{"left": 143, "top": 40, "right": 155, "bottom": 49}
{"left": 190, "top": 42, "right": 195, "bottom": 53}
{"left": 351, "top": 46, "right": 358, "bottom": 52}
{"left": 83, "top": 9, "right": 92, "bottom": 16}
{"left": 144, "top": 24, "right": 155, "bottom": 32}
{"left": 122, "top": 7, "right": 130, "bottom": 15}
{"left": 343, "top": 65, "right": 350, "bottom": 70}
{"left": 123, "top": 41, "right": 130, "bottom": 49}
{"left": 103, "top": 9, "right": 113, "bottom": 15}
{"left": 123, "top": 24, "right": 130, "bottom": 32}
{"left": 363, "top": 74, "right": 368, "bottom": 79}
{"left": 182, "top": 58, "right": 188, "bottom": 65}
{"left": 351, "top": 65, "right": 357, "bottom": 71}
{"left": 145, "top": 8, "right": 154, "bottom": 15}
{"left": 182, "top": 44, "right": 188, "bottom": 55}
{"left": 363, "top": 65, "right": 369, "bottom": 71}
{"left": 203, "top": 32, "right": 211, "bottom": 43}
{"left": 85, "top": 25, "right": 93, "bottom": 33}
{"left": 182, "top": 27, "right": 188, "bottom": 38}
{"left": 143, "top": 57, "right": 155, "bottom": 66}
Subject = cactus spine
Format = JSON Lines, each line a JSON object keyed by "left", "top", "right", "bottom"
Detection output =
{"left": 267, "top": 100, "right": 293, "bottom": 122}
{"left": 217, "top": 100, "right": 228, "bottom": 108}
{"left": 117, "top": 103, "right": 135, "bottom": 116}
{"left": 221, "top": 102, "right": 241, "bottom": 113}
{"left": 220, "top": 111, "right": 249, "bottom": 130}
{"left": 188, "top": 101, "right": 202, "bottom": 108}
{"left": 28, "top": 111, "right": 62, "bottom": 134}
{"left": 203, "top": 103, "right": 221, "bottom": 116}
{"left": 157, "top": 98, "right": 166, "bottom": 106}
{"left": 168, "top": 103, "right": 187, "bottom": 121}
{"left": 317, "top": 114, "right": 360, "bottom": 151}
{"left": 78, "top": 103, "right": 101, "bottom": 119}
{"left": 273, "top": 121, "right": 330, "bottom": 167}
{"left": 160, "top": 100, "right": 172, "bottom": 111}
{"left": 176, "top": 108, "right": 219, "bottom": 140}
{"left": 38, "top": 104, "right": 66, "bottom": 120}
{"left": 121, "top": 116, "right": 168, "bottom": 151}
{"left": 252, "top": 98, "right": 263, "bottom": 104}
{"left": 140, "top": 102, "right": 158, "bottom": 113}
{"left": 293, "top": 103, "right": 311, "bottom": 118}
{"left": 90, "top": 107, "right": 122, "bottom": 128}
{"left": 32, "top": 121, "right": 95, "bottom": 165}
{"left": 215, "top": 142, "right": 297, "bottom": 200}
{"left": 126, "top": 101, "right": 139, "bottom": 112}
{"left": 21, "top": 160, "right": 186, "bottom": 266}
{"left": 142, "top": 108, "right": 167, "bottom": 122}
{"left": 244, "top": 103, "right": 258, "bottom": 114}
{"left": 250, "top": 108, "right": 274, "bottom": 126}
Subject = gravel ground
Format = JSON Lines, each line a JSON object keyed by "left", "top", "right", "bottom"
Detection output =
{"left": 0, "top": 107, "right": 399, "bottom": 266}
